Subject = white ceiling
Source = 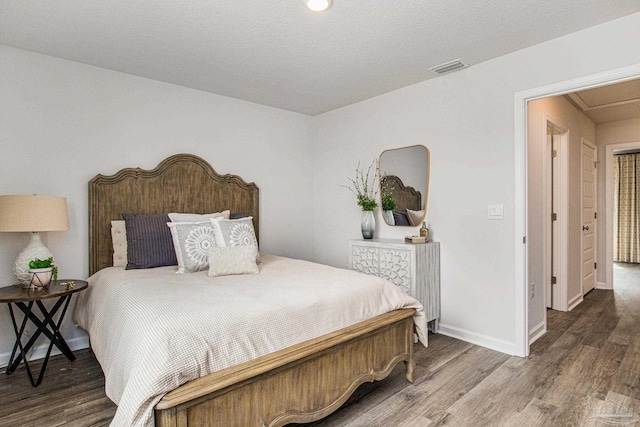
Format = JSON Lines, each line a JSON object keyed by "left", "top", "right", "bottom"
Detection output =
{"left": 567, "top": 79, "right": 640, "bottom": 124}
{"left": 1, "top": 1, "right": 639, "bottom": 116}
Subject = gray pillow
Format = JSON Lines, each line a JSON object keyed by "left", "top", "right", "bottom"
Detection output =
{"left": 210, "top": 217, "right": 260, "bottom": 263}
{"left": 229, "top": 212, "right": 249, "bottom": 219}
{"left": 167, "top": 221, "right": 218, "bottom": 273}
{"left": 393, "top": 211, "right": 411, "bottom": 226}
{"left": 122, "top": 213, "right": 177, "bottom": 269}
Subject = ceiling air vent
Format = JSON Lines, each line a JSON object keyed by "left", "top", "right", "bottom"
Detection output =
{"left": 429, "top": 59, "right": 469, "bottom": 75}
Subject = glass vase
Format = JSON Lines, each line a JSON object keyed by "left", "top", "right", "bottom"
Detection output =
{"left": 383, "top": 210, "right": 395, "bottom": 225}
{"left": 361, "top": 210, "right": 375, "bottom": 239}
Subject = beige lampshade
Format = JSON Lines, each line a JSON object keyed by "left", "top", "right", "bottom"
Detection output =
{"left": 0, "top": 195, "right": 69, "bottom": 232}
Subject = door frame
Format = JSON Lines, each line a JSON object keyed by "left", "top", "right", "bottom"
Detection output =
{"left": 605, "top": 140, "right": 640, "bottom": 289}
{"left": 514, "top": 63, "right": 640, "bottom": 357}
{"left": 544, "top": 118, "right": 569, "bottom": 312}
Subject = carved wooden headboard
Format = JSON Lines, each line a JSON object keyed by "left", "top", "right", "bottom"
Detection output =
{"left": 381, "top": 175, "right": 422, "bottom": 212}
{"left": 88, "top": 154, "right": 259, "bottom": 275}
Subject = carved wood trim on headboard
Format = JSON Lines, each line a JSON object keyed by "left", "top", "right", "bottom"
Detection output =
{"left": 88, "top": 154, "right": 259, "bottom": 275}
{"left": 381, "top": 175, "right": 422, "bottom": 212}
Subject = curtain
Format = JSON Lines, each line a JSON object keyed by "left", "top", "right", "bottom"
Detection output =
{"left": 614, "top": 153, "right": 640, "bottom": 263}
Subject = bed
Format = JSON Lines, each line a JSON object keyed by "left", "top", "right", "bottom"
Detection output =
{"left": 380, "top": 175, "right": 422, "bottom": 226}
{"left": 76, "top": 153, "right": 427, "bottom": 427}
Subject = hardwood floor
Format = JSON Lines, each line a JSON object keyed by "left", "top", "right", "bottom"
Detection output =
{"left": 2, "top": 263, "right": 639, "bottom": 426}
{"left": 0, "top": 349, "right": 116, "bottom": 427}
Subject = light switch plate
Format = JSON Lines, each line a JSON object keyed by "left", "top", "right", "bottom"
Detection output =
{"left": 488, "top": 204, "right": 504, "bottom": 220}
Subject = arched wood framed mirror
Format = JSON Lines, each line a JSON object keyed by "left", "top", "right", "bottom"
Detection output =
{"left": 378, "top": 145, "right": 430, "bottom": 226}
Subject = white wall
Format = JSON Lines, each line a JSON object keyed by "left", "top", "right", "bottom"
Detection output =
{"left": 597, "top": 118, "right": 640, "bottom": 146}
{"left": 1, "top": 12, "right": 640, "bottom": 364}
{"left": 0, "top": 45, "right": 314, "bottom": 364}
{"left": 595, "top": 117, "right": 640, "bottom": 285}
{"left": 311, "top": 12, "right": 640, "bottom": 354}
{"left": 527, "top": 96, "right": 596, "bottom": 333}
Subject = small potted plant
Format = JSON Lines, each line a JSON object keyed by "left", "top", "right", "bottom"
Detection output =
{"left": 28, "top": 257, "right": 58, "bottom": 288}
{"left": 379, "top": 174, "right": 397, "bottom": 225}
{"left": 381, "top": 193, "right": 397, "bottom": 225}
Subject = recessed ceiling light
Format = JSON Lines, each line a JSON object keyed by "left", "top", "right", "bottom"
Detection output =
{"left": 306, "top": 0, "right": 333, "bottom": 12}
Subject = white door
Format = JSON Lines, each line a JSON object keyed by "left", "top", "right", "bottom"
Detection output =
{"left": 546, "top": 128, "right": 563, "bottom": 310}
{"left": 545, "top": 131, "right": 554, "bottom": 308}
{"left": 582, "top": 138, "right": 597, "bottom": 295}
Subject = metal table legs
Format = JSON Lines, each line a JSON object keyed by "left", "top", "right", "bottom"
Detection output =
{"left": 5, "top": 295, "right": 75, "bottom": 386}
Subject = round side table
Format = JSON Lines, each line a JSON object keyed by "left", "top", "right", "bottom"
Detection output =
{"left": 0, "top": 279, "right": 88, "bottom": 386}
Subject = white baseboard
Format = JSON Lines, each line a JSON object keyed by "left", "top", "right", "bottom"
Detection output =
{"left": 0, "top": 335, "right": 90, "bottom": 369}
{"left": 528, "top": 320, "right": 546, "bottom": 345}
{"left": 438, "top": 323, "right": 516, "bottom": 356}
{"left": 596, "top": 281, "right": 610, "bottom": 290}
{"left": 567, "top": 293, "right": 583, "bottom": 311}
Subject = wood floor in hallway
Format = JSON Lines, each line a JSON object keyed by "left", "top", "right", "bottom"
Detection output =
{"left": 1, "top": 263, "right": 639, "bottom": 426}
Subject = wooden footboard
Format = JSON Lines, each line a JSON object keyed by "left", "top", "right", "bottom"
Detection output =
{"left": 155, "top": 309, "right": 416, "bottom": 427}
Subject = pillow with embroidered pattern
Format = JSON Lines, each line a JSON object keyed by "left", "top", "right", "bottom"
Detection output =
{"left": 167, "top": 221, "right": 218, "bottom": 273}
{"left": 209, "top": 217, "right": 260, "bottom": 263}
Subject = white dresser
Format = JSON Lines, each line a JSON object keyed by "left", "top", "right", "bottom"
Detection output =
{"left": 349, "top": 239, "right": 440, "bottom": 332}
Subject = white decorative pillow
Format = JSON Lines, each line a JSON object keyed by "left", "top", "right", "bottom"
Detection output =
{"left": 406, "top": 209, "right": 425, "bottom": 227}
{"left": 167, "top": 221, "right": 218, "bottom": 273}
{"left": 208, "top": 246, "right": 259, "bottom": 277}
{"left": 210, "top": 217, "right": 260, "bottom": 263}
{"left": 168, "top": 210, "right": 230, "bottom": 222}
{"left": 111, "top": 220, "right": 127, "bottom": 267}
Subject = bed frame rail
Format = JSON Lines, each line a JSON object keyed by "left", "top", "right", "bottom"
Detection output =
{"left": 155, "top": 309, "right": 416, "bottom": 427}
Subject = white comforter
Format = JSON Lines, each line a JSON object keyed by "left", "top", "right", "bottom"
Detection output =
{"left": 73, "top": 254, "right": 428, "bottom": 427}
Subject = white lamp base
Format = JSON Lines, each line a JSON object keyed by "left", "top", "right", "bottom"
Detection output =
{"left": 15, "top": 232, "right": 53, "bottom": 286}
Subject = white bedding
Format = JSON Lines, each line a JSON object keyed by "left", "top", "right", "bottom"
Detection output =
{"left": 73, "top": 254, "right": 428, "bottom": 427}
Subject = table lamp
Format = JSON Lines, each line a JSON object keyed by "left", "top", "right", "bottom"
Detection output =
{"left": 0, "top": 195, "right": 69, "bottom": 284}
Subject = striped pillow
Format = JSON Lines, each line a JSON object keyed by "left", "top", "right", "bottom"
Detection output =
{"left": 122, "top": 213, "right": 178, "bottom": 269}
